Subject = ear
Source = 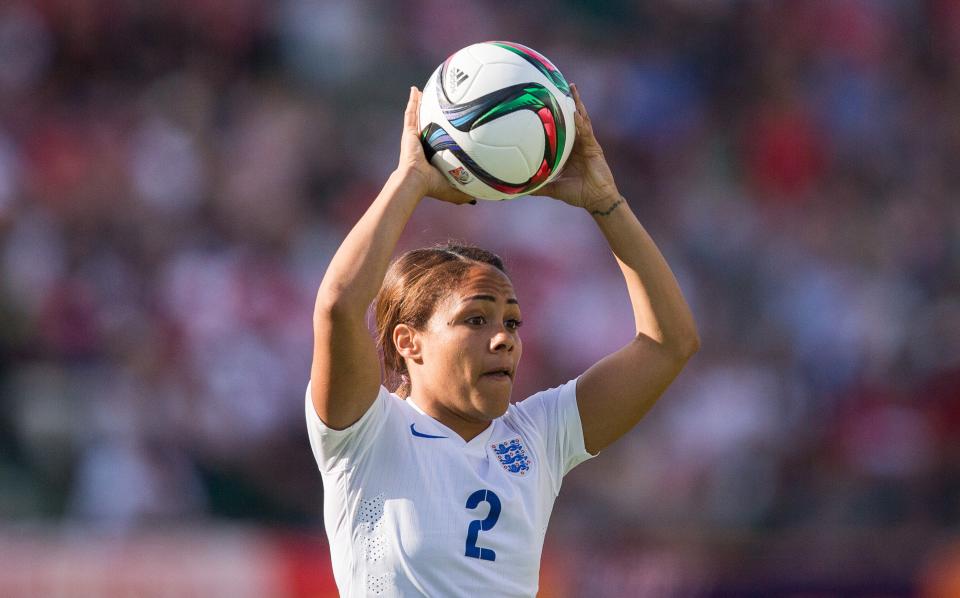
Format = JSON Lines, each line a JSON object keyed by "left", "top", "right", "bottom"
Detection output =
{"left": 393, "top": 323, "right": 423, "bottom": 365}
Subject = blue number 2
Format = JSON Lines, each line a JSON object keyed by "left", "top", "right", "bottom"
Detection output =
{"left": 464, "top": 489, "right": 501, "bottom": 561}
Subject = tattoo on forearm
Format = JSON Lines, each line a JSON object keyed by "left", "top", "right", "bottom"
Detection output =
{"left": 590, "top": 196, "right": 625, "bottom": 217}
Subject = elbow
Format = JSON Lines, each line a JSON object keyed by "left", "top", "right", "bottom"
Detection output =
{"left": 314, "top": 286, "right": 365, "bottom": 325}
{"left": 314, "top": 289, "right": 339, "bottom": 323}
{"left": 665, "top": 327, "right": 701, "bottom": 363}
{"left": 632, "top": 327, "right": 701, "bottom": 364}
{"left": 679, "top": 331, "right": 701, "bottom": 360}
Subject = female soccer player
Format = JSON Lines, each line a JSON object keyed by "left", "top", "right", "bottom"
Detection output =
{"left": 307, "top": 84, "right": 699, "bottom": 597}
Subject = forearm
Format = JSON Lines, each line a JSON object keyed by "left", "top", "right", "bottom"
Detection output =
{"left": 591, "top": 195, "right": 699, "bottom": 356}
{"left": 316, "top": 170, "right": 423, "bottom": 316}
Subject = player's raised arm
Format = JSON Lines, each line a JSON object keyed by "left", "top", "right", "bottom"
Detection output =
{"left": 311, "top": 87, "right": 473, "bottom": 429}
{"left": 538, "top": 84, "right": 700, "bottom": 454}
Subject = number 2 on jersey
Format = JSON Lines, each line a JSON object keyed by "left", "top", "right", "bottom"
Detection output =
{"left": 464, "top": 489, "right": 501, "bottom": 561}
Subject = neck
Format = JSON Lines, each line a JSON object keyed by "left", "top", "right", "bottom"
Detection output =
{"left": 408, "top": 393, "right": 491, "bottom": 442}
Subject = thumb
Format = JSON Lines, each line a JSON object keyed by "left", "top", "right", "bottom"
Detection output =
{"left": 536, "top": 181, "right": 557, "bottom": 196}
{"left": 431, "top": 182, "right": 476, "bottom": 205}
{"left": 536, "top": 176, "right": 568, "bottom": 198}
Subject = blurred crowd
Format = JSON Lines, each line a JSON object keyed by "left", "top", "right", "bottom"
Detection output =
{"left": 1, "top": 0, "right": 958, "bottom": 591}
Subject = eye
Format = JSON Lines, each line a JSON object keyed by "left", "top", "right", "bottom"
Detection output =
{"left": 505, "top": 319, "right": 523, "bottom": 331}
{"left": 466, "top": 315, "right": 486, "bottom": 326}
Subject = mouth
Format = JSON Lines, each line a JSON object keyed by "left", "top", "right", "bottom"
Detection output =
{"left": 481, "top": 368, "right": 514, "bottom": 381}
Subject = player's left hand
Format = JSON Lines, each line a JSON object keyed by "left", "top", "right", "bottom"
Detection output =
{"left": 537, "top": 84, "right": 621, "bottom": 213}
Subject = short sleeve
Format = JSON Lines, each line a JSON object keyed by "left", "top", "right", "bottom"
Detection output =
{"left": 304, "top": 383, "right": 391, "bottom": 473}
{"left": 507, "top": 377, "right": 594, "bottom": 494}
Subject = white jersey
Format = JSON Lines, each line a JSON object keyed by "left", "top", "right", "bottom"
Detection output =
{"left": 305, "top": 378, "right": 593, "bottom": 597}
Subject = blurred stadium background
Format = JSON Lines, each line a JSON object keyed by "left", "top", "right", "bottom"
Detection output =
{"left": 0, "top": 0, "right": 958, "bottom": 596}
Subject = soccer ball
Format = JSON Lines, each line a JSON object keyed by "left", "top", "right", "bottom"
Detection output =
{"left": 418, "top": 41, "right": 576, "bottom": 201}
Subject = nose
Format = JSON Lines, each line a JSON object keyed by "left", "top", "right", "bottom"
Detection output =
{"left": 490, "top": 327, "right": 515, "bottom": 353}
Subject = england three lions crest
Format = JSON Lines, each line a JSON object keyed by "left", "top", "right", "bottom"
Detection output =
{"left": 491, "top": 437, "right": 532, "bottom": 476}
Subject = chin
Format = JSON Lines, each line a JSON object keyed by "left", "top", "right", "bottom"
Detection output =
{"left": 487, "top": 403, "right": 509, "bottom": 420}
{"left": 470, "top": 377, "right": 514, "bottom": 419}
{"left": 484, "top": 390, "right": 512, "bottom": 419}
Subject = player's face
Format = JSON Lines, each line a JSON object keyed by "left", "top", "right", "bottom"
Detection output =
{"left": 418, "top": 264, "right": 523, "bottom": 424}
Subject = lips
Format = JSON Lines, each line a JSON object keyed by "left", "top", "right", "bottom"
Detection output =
{"left": 481, "top": 367, "right": 513, "bottom": 381}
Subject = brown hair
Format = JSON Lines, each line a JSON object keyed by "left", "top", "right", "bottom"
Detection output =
{"left": 374, "top": 242, "right": 507, "bottom": 398}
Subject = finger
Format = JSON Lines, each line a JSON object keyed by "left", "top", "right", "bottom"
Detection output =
{"left": 572, "top": 85, "right": 597, "bottom": 133}
{"left": 404, "top": 86, "right": 419, "bottom": 133}
{"left": 573, "top": 110, "right": 597, "bottom": 148}
{"left": 570, "top": 86, "right": 600, "bottom": 150}
{"left": 413, "top": 87, "right": 423, "bottom": 131}
{"left": 571, "top": 83, "right": 588, "bottom": 118}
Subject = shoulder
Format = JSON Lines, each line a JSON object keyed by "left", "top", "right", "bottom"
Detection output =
{"left": 503, "top": 377, "right": 579, "bottom": 425}
{"left": 305, "top": 383, "right": 410, "bottom": 472}
{"left": 306, "top": 383, "right": 404, "bottom": 431}
{"left": 496, "top": 377, "right": 588, "bottom": 491}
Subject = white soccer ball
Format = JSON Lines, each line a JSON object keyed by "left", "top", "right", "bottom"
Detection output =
{"left": 418, "top": 41, "right": 577, "bottom": 201}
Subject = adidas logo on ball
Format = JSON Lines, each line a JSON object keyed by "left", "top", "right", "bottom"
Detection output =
{"left": 447, "top": 67, "right": 469, "bottom": 91}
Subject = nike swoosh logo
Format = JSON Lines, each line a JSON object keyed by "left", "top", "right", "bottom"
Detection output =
{"left": 410, "top": 423, "right": 447, "bottom": 439}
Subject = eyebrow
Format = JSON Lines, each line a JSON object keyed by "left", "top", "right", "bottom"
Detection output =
{"left": 461, "top": 294, "right": 519, "bottom": 305}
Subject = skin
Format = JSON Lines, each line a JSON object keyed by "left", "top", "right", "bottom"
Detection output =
{"left": 313, "top": 84, "right": 699, "bottom": 452}
{"left": 394, "top": 264, "right": 522, "bottom": 440}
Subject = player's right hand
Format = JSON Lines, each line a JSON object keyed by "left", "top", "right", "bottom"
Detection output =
{"left": 397, "top": 86, "right": 475, "bottom": 205}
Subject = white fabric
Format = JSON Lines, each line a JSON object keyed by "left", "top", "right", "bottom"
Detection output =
{"left": 305, "top": 378, "right": 593, "bottom": 597}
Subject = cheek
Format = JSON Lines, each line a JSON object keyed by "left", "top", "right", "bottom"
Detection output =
{"left": 423, "top": 331, "right": 465, "bottom": 369}
{"left": 451, "top": 335, "right": 478, "bottom": 368}
{"left": 438, "top": 333, "right": 481, "bottom": 377}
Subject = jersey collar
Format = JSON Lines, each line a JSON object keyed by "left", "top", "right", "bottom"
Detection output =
{"left": 405, "top": 397, "right": 496, "bottom": 456}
